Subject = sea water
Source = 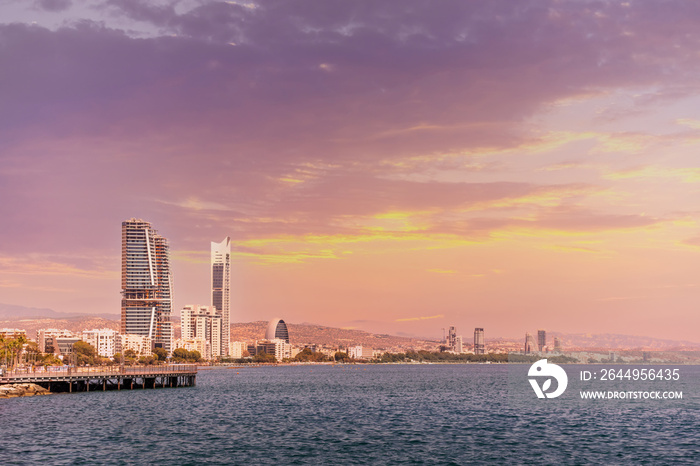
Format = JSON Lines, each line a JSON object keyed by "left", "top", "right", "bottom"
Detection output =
{"left": 2, "top": 364, "right": 699, "bottom": 464}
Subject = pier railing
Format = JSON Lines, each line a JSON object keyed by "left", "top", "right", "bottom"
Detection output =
{"left": 1, "top": 364, "right": 197, "bottom": 382}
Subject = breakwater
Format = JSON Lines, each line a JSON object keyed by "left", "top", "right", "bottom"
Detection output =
{"left": 0, "top": 383, "right": 51, "bottom": 398}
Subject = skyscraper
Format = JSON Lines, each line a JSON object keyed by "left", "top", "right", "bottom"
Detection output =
{"left": 121, "top": 218, "right": 173, "bottom": 353}
{"left": 454, "top": 336, "right": 463, "bottom": 353}
{"left": 524, "top": 333, "right": 536, "bottom": 354}
{"left": 537, "top": 329, "right": 546, "bottom": 352}
{"left": 446, "top": 326, "right": 457, "bottom": 347}
{"left": 553, "top": 337, "right": 561, "bottom": 352}
{"left": 474, "top": 328, "right": 485, "bottom": 354}
{"left": 211, "top": 237, "right": 231, "bottom": 356}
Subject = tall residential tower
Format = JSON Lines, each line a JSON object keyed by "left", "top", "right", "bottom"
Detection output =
{"left": 121, "top": 218, "right": 173, "bottom": 353}
{"left": 537, "top": 329, "right": 546, "bottom": 352}
{"left": 211, "top": 237, "right": 231, "bottom": 356}
{"left": 474, "top": 328, "right": 485, "bottom": 354}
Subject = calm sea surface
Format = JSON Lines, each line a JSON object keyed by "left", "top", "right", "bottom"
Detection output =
{"left": 2, "top": 364, "right": 700, "bottom": 464}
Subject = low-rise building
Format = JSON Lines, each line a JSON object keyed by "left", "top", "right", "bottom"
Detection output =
{"left": 348, "top": 345, "right": 374, "bottom": 360}
{"left": 0, "top": 328, "right": 27, "bottom": 340}
{"left": 82, "top": 328, "right": 118, "bottom": 358}
{"left": 248, "top": 339, "right": 292, "bottom": 361}
{"left": 37, "top": 329, "right": 75, "bottom": 353}
{"left": 55, "top": 336, "right": 82, "bottom": 362}
{"left": 229, "top": 341, "right": 247, "bottom": 359}
{"left": 174, "top": 338, "right": 210, "bottom": 359}
{"left": 117, "top": 334, "right": 152, "bottom": 357}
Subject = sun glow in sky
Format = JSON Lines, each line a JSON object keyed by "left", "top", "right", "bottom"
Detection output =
{"left": 1, "top": 0, "right": 700, "bottom": 341}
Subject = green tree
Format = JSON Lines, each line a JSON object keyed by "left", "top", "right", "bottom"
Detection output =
{"left": 0, "top": 334, "right": 7, "bottom": 366}
{"left": 152, "top": 347, "right": 168, "bottom": 362}
{"left": 334, "top": 351, "right": 350, "bottom": 362}
{"left": 253, "top": 352, "right": 277, "bottom": 363}
{"left": 139, "top": 355, "right": 156, "bottom": 365}
{"left": 40, "top": 353, "right": 62, "bottom": 366}
{"left": 170, "top": 348, "right": 201, "bottom": 362}
{"left": 294, "top": 348, "right": 314, "bottom": 362}
{"left": 22, "top": 341, "right": 41, "bottom": 365}
{"left": 2, "top": 335, "right": 29, "bottom": 368}
{"left": 172, "top": 348, "right": 189, "bottom": 360}
{"left": 73, "top": 340, "right": 97, "bottom": 365}
{"left": 294, "top": 348, "right": 328, "bottom": 362}
{"left": 118, "top": 349, "right": 138, "bottom": 365}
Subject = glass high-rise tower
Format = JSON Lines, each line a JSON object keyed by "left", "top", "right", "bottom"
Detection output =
{"left": 211, "top": 237, "right": 231, "bottom": 357}
{"left": 537, "top": 329, "right": 546, "bottom": 352}
{"left": 121, "top": 218, "right": 173, "bottom": 353}
{"left": 474, "top": 328, "right": 485, "bottom": 354}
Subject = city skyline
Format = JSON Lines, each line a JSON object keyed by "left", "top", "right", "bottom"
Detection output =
{"left": 2, "top": 2, "right": 700, "bottom": 341}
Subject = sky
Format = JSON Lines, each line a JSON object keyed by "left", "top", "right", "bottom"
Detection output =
{"left": 1, "top": 0, "right": 700, "bottom": 341}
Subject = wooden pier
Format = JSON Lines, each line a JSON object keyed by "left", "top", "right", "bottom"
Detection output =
{"left": 0, "top": 364, "right": 197, "bottom": 393}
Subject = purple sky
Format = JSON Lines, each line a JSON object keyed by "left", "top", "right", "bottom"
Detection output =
{"left": 2, "top": 1, "right": 700, "bottom": 341}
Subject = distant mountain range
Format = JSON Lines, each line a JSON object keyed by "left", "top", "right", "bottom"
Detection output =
{"left": 0, "top": 303, "right": 119, "bottom": 321}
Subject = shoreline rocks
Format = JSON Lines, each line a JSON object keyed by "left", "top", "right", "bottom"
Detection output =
{"left": 0, "top": 383, "right": 51, "bottom": 399}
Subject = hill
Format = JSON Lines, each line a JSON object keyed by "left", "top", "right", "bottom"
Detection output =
{"left": 0, "top": 317, "right": 120, "bottom": 340}
{"left": 0, "top": 303, "right": 119, "bottom": 321}
{"left": 231, "top": 321, "right": 437, "bottom": 351}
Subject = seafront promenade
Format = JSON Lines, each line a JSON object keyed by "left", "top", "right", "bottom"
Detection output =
{"left": 0, "top": 364, "right": 198, "bottom": 393}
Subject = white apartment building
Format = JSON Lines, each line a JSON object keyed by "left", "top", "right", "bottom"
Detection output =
{"left": 174, "top": 337, "right": 210, "bottom": 359}
{"left": 455, "top": 336, "right": 463, "bottom": 353}
{"left": 270, "top": 339, "right": 292, "bottom": 361}
{"left": 117, "top": 334, "right": 152, "bottom": 357}
{"left": 181, "top": 304, "right": 222, "bottom": 359}
{"left": 82, "top": 328, "right": 118, "bottom": 358}
{"left": 229, "top": 341, "right": 247, "bottom": 359}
